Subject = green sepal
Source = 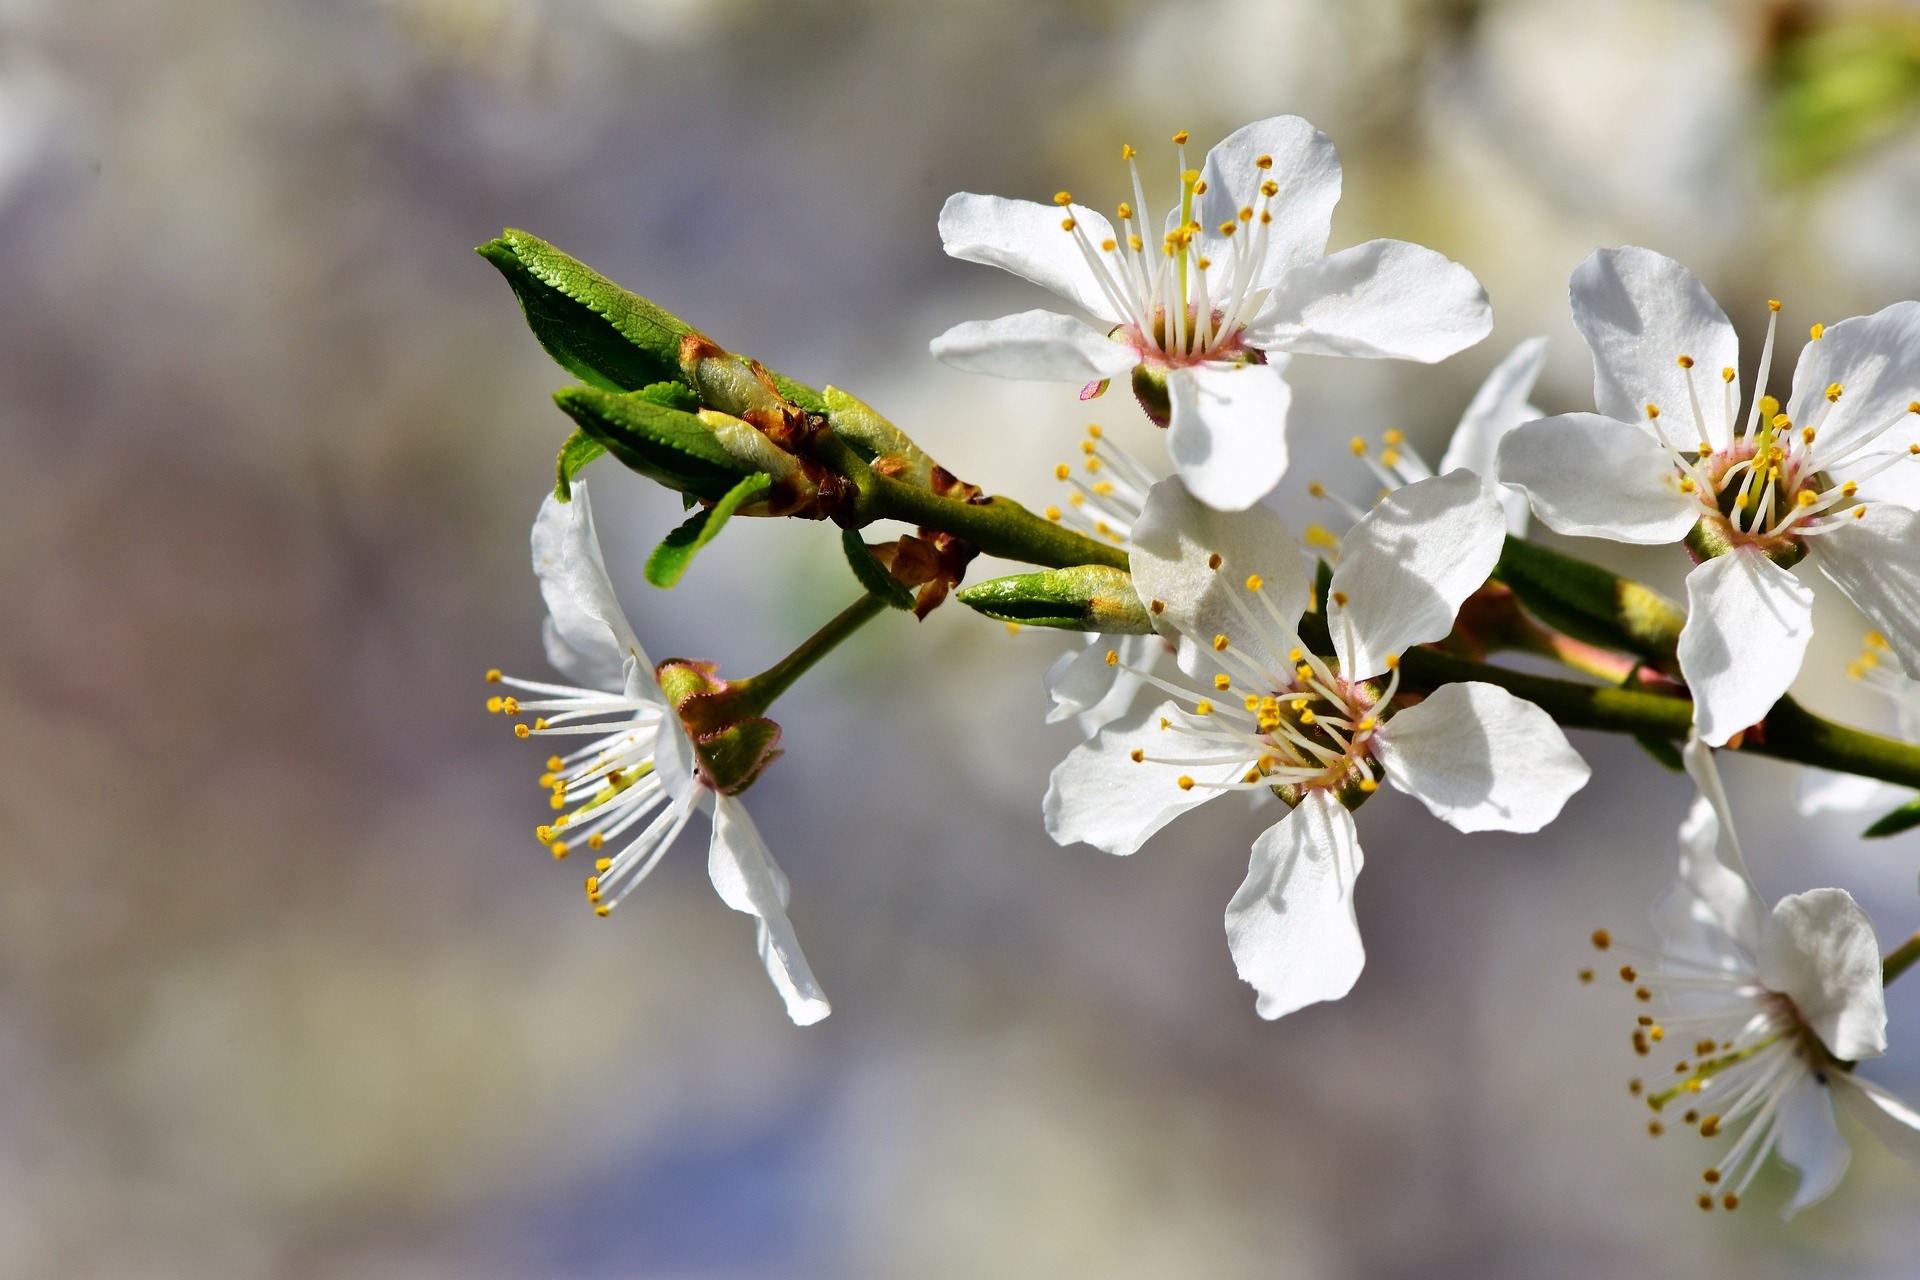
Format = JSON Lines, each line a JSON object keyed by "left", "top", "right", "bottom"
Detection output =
{"left": 554, "top": 385, "right": 757, "bottom": 501}
{"left": 554, "top": 430, "right": 606, "bottom": 500}
{"left": 478, "top": 229, "right": 693, "bottom": 392}
{"left": 644, "top": 473, "right": 771, "bottom": 588}
{"left": 840, "top": 529, "right": 916, "bottom": 611}
{"left": 695, "top": 717, "right": 784, "bottom": 795}
{"left": 1494, "top": 535, "right": 1684, "bottom": 668}
{"left": 1863, "top": 793, "right": 1920, "bottom": 839}
{"left": 954, "top": 565, "right": 1152, "bottom": 632}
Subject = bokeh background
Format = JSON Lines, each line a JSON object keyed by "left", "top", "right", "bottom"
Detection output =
{"left": 7, "top": 0, "right": 1920, "bottom": 1275}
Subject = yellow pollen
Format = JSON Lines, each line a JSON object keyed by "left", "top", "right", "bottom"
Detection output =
{"left": 1308, "top": 481, "right": 1326, "bottom": 496}
{"left": 1060, "top": 217, "right": 1076, "bottom": 232}
{"left": 1128, "top": 234, "right": 1143, "bottom": 251}
{"left": 1177, "top": 775, "right": 1195, "bottom": 791}
{"left": 1208, "top": 552, "right": 1223, "bottom": 570}
{"left": 533, "top": 718, "right": 548, "bottom": 731}
{"left": 1810, "top": 323, "right": 1824, "bottom": 340}
{"left": 1194, "top": 700, "right": 1213, "bottom": 715}
{"left": 1239, "top": 206, "right": 1253, "bottom": 222}
{"left": 1105, "top": 649, "right": 1119, "bottom": 666}
{"left": 1055, "top": 463, "right": 1070, "bottom": 479}
{"left": 585, "top": 875, "right": 600, "bottom": 894}
{"left": 486, "top": 696, "right": 504, "bottom": 713}
{"left": 1093, "top": 481, "right": 1115, "bottom": 495}
{"left": 547, "top": 755, "right": 564, "bottom": 771}
{"left": 1331, "top": 591, "right": 1349, "bottom": 607}
{"left": 515, "top": 724, "right": 531, "bottom": 739}
{"left": 1260, "top": 211, "right": 1271, "bottom": 224}
{"left": 1772, "top": 413, "right": 1790, "bottom": 430}
{"left": 1592, "top": 929, "right": 1612, "bottom": 949}
{"left": 1121, "top": 145, "right": 1136, "bottom": 160}
{"left": 595, "top": 856, "right": 611, "bottom": 872}
{"left": 1796, "top": 490, "right": 1817, "bottom": 507}
{"left": 1677, "top": 354, "right": 1694, "bottom": 368}
{"left": 1722, "top": 367, "right": 1735, "bottom": 383}
{"left": 1826, "top": 382, "right": 1844, "bottom": 402}
{"left": 1288, "top": 648, "right": 1303, "bottom": 662}
{"left": 1868, "top": 630, "right": 1890, "bottom": 649}
{"left": 593, "top": 904, "right": 610, "bottom": 917}
{"left": 1069, "top": 492, "right": 1085, "bottom": 506}
{"left": 536, "top": 825, "right": 554, "bottom": 844}
{"left": 1350, "top": 437, "right": 1367, "bottom": 455}
{"left": 1645, "top": 404, "right": 1660, "bottom": 420}
{"left": 1357, "top": 778, "right": 1379, "bottom": 793}
{"left": 485, "top": 668, "right": 503, "bottom": 682}
{"left": 1678, "top": 478, "right": 1696, "bottom": 494}
{"left": 1910, "top": 401, "right": 1920, "bottom": 413}
{"left": 1102, "top": 238, "right": 1116, "bottom": 252}
{"left": 1357, "top": 716, "right": 1377, "bottom": 732}
{"left": 588, "top": 833, "right": 604, "bottom": 849}
{"left": 1699, "top": 1115, "right": 1721, "bottom": 1137}
{"left": 1255, "top": 154, "right": 1273, "bottom": 169}
{"left": 1245, "top": 573, "right": 1263, "bottom": 591}
{"left": 1619, "top": 965, "right": 1637, "bottom": 981}
{"left": 1260, "top": 179, "right": 1278, "bottom": 197}
{"left": 1685, "top": 1079, "right": 1702, "bottom": 1093}
{"left": 1768, "top": 299, "right": 1782, "bottom": 312}
{"left": 1383, "top": 429, "right": 1405, "bottom": 446}
{"left": 1295, "top": 663, "right": 1314, "bottom": 680}
{"left": 1304, "top": 524, "right": 1339, "bottom": 549}
{"left": 1196, "top": 257, "right": 1211, "bottom": 270}
{"left": 1380, "top": 448, "right": 1401, "bottom": 467}
{"left": 1081, "top": 441, "right": 1096, "bottom": 458}
{"left": 1053, "top": 191, "right": 1072, "bottom": 206}
{"left": 1384, "top": 654, "right": 1401, "bottom": 670}
{"left": 1649, "top": 1026, "right": 1665, "bottom": 1041}
{"left": 1171, "top": 130, "right": 1189, "bottom": 144}
{"left": 1802, "top": 426, "right": 1817, "bottom": 445}
{"left": 1117, "top": 202, "right": 1132, "bottom": 219}
{"left": 1722, "top": 1194, "right": 1739, "bottom": 1211}
{"left": 1213, "top": 634, "right": 1230, "bottom": 651}
{"left": 1085, "top": 457, "right": 1101, "bottom": 472}
{"left": 1045, "top": 505, "right": 1061, "bottom": 521}
{"left": 1192, "top": 180, "right": 1207, "bottom": 195}
{"left": 1087, "top": 424, "right": 1103, "bottom": 438}
{"left": 1151, "top": 599, "right": 1166, "bottom": 614}
{"left": 550, "top": 841, "right": 569, "bottom": 859}
{"left": 1130, "top": 748, "right": 1144, "bottom": 763}
{"left": 1245, "top": 695, "right": 1260, "bottom": 711}
{"left": 1213, "top": 673, "right": 1231, "bottom": 691}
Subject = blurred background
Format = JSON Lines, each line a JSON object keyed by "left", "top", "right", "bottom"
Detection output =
{"left": 6, "top": 0, "right": 1920, "bottom": 1274}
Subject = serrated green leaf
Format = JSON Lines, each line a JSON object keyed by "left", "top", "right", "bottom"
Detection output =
{"left": 479, "top": 229, "right": 694, "bottom": 392}
{"left": 1864, "top": 794, "right": 1920, "bottom": 839}
{"left": 954, "top": 565, "right": 1152, "bottom": 632}
{"left": 554, "top": 385, "right": 757, "bottom": 501}
{"left": 841, "top": 529, "right": 916, "bottom": 611}
{"left": 1494, "top": 535, "right": 1684, "bottom": 667}
{"left": 644, "top": 473, "right": 770, "bottom": 588}
{"left": 554, "top": 430, "right": 606, "bottom": 500}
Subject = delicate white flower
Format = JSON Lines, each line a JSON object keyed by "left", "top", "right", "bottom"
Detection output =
{"left": 485, "top": 483, "right": 830, "bottom": 1026}
{"left": 1591, "top": 737, "right": 1920, "bottom": 1216}
{"left": 1045, "top": 471, "right": 1589, "bottom": 1017}
{"left": 930, "top": 117, "right": 1493, "bottom": 511}
{"left": 1499, "top": 246, "right": 1920, "bottom": 745}
{"left": 1312, "top": 336, "right": 1549, "bottom": 537}
{"left": 1800, "top": 631, "right": 1920, "bottom": 817}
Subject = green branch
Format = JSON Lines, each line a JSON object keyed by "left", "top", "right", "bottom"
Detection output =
{"left": 727, "top": 592, "right": 889, "bottom": 718}
{"left": 1886, "top": 930, "right": 1920, "bottom": 986}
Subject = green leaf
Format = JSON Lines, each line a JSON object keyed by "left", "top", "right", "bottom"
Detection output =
{"left": 554, "top": 385, "right": 757, "bottom": 501}
{"left": 1494, "top": 535, "right": 1684, "bottom": 667}
{"left": 478, "top": 229, "right": 694, "bottom": 392}
{"left": 954, "top": 565, "right": 1152, "bottom": 632}
{"left": 644, "top": 473, "right": 770, "bottom": 588}
{"left": 554, "top": 430, "right": 606, "bottom": 500}
{"left": 1768, "top": 16, "right": 1920, "bottom": 182}
{"left": 841, "top": 529, "right": 917, "bottom": 611}
{"left": 1634, "top": 735, "right": 1686, "bottom": 772}
{"left": 1864, "top": 794, "right": 1920, "bottom": 839}
{"left": 759, "top": 366, "right": 827, "bottom": 416}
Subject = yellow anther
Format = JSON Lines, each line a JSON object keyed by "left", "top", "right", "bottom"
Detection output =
{"left": 1087, "top": 424, "right": 1103, "bottom": 439}
{"left": 1768, "top": 299, "right": 1782, "bottom": 312}
{"left": 1298, "top": 709, "right": 1316, "bottom": 725}
{"left": 1868, "top": 630, "right": 1889, "bottom": 649}
{"left": 1384, "top": 653, "right": 1401, "bottom": 670}
{"left": 1685, "top": 1078, "right": 1703, "bottom": 1093}
{"left": 595, "top": 857, "right": 612, "bottom": 872}
{"left": 1722, "top": 1194, "right": 1739, "bottom": 1211}
{"left": 1060, "top": 217, "right": 1076, "bottom": 232}
{"left": 503, "top": 696, "right": 520, "bottom": 714}
{"left": 1677, "top": 354, "right": 1694, "bottom": 369}
{"left": 1307, "top": 481, "right": 1326, "bottom": 496}
{"left": 1380, "top": 448, "right": 1401, "bottom": 467}
{"left": 533, "top": 718, "right": 548, "bottom": 731}
{"left": 1295, "top": 663, "right": 1314, "bottom": 680}
{"left": 1802, "top": 426, "right": 1817, "bottom": 445}
{"left": 585, "top": 875, "right": 600, "bottom": 894}
{"left": 1117, "top": 202, "right": 1133, "bottom": 221}
{"left": 1358, "top": 778, "right": 1379, "bottom": 793}
{"left": 536, "top": 824, "right": 554, "bottom": 844}
{"left": 1053, "top": 191, "right": 1072, "bottom": 206}
{"left": 1191, "top": 180, "right": 1208, "bottom": 195}
{"left": 1699, "top": 1115, "right": 1721, "bottom": 1137}
{"left": 1081, "top": 439, "right": 1098, "bottom": 455}
{"left": 1260, "top": 179, "right": 1278, "bottom": 198}
{"left": 1128, "top": 234, "right": 1143, "bottom": 252}
{"left": 1331, "top": 590, "right": 1349, "bottom": 607}
{"left": 1245, "top": 573, "right": 1263, "bottom": 591}
{"left": 1160, "top": 717, "right": 1170, "bottom": 729}
{"left": 1259, "top": 211, "right": 1271, "bottom": 224}
{"left": 1245, "top": 694, "right": 1260, "bottom": 711}
{"left": 547, "top": 755, "right": 564, "bottom": 771}
{"left": 1177, "top": 775, "right": 1195, "bottom": 790}
{"left": 1121, "top": 145, "right": 1136, "bottom": 160}
{"left": 1383, "top": 429, "right": 1405, "bottom": 446}
{"left": 1843, "top": 481, "right": 1859, "bottom": 496}
{"left": 1909, "top": 401, "right": 1920, "bottom": 414}
{"left": 1214, "top": 674, "right": 1231, "bottom": 691}
{"left": 1194, "top": 700, "right": 1213, "bottom": 715}
{"left": 1101, "top": 238, "right": 1116, "bottom": 251}
{"left": 1238, "top": 206, "right": 1253, "bottom": 222}
{"left": 1721, "top": 367, "right": 1735, "bottom": 383}
{"left": 485, "top": 668, "right": 503, "bottom": 682}
{"left": 1130, "top": 748, "right": 1144, "bottom": 763}
{"left": 588, "top": 833, "right": 604, "bottom": 850}
{"left": 1826, "top": 382, "right": 1844, "bottom": 402}
{"left": 1796, "top": 489, "right": 1817, "bottom": 507}
{"left": 1678, "top": 478, "right": 1696, "bottom": 494}
{"left": 1171, "top": 130, "right": 1189, "bottom": 144}
{"left": 1771, "top": 413, "right": 1790, "bottom": 430}
{"left": 1105, "top": 649, "right": 1119, "bottom": 666}
{"left": 1054, "top": 463, "right": 1070, "bottom": 480}
{"left": 1196, "top": 256, "right": 1211, "bottom": 270}
{"left": 487, "top": 696, "right": 505, "bottom": 713}
{"left": 1304, "top": 523, "right": 1340, "bottom": 549}
{"left": 1288, "top": 648, "right": 1304, "bottom": 662}
{"left": 1350, "top": 436, "right": 1367, "bottom": 455}
{"left": 1150, "top": 600, "right": 1166, "bottom": 614}
{"left": 1045, "top": 505, "right": 1061, "bottom": 521}
{"left": 1810, "top": 322, "right": 1824, "bottom": 340}
{"left": 1645, "top": 404, "right": 1660, "bottom": 420}
{"left": 1213, "top": 633, "right": 1230, "bottom": 651}
{"left": 1357, "top": 716, "right": 1377, "bottom": 732}
{"left": 550, "top": 841, "right": 569, "bottom": 859}
{"left": 1208, "top": 552, "right": 1223, "bottom": 570}
{"left": 515, "top": 723, "right": 531, "bottom": 739}
{"left": 1592, "top": 929, "right": 1612, "bottom": 950}
{"left": 594, "top": 904, "right": 610, "bottom": 917}
{"left": 1069, "top": 492, "right": 1085, "bottom": 506}
{"left": 1254, "top": 154, "right": 1273, "bottom": 170}
{"left": 1649, "top": 1026, "right": 1665, "bottom": 1041}
{"left": 1849, "top": 659, "right": 1867, "bottom": 680}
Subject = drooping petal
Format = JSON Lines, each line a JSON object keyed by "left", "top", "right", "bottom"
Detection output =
{"left": 1774, "top": 1075, "right": 1851, "bottom": 1219}
{"left": 929, "top": 309, "right": 1139, "bottom": 383}
{"left": 1496, "top": 413, "right": 1700, "bottom": 543}
{"left": 1244, "top": 240, "right": 1492, "bottom": 363}
{"left": 1812, "top": 504, "right": 1920, "bottom": 678}
{"left": 1045, "top": 632, "right": 1158, "bottom": 735}
{"left": 1372, "top": 681, "right": 1589, "bottom": 833}
{"left": 1787, "top": 300, "right": 1920, "bottom": 467}
{"left": 1798, "top": 768, "right": 1911, "bottom": 817}
{"left": 1830, "top": 1074, "right": 1920, "bottom": 1172}
{"left": 1569, "top": 246, "right": 1741, "bottom": 447}
{"left": 1225, "top": 791, "right": 1366, "bottom": 1020}
{"left": 936, "top": 193, "right": 1123, "bottom": 322}
{"left": 1197, "top": 115, "right": 1342, "bottom": 284}
{"left": 1043, "top": 700, "right": 1242, "bottom": 855}
{"left": 1439, "top": 336, "right": 1550, "bottom": 479}
{"left": 532, "top": 482, "right": 648, "bottom": 692}
{"left": 1657, "top": 736, "right": 1765, "bottom": 956}
{"left": 1757, "top": 887, "right": 1888, "bottom": 1063}
{"left": 1677, "top": 549, "right": 1814, "bottom": 746}
{"left": 707, "top": 797, "right": 831, "bottom": 1027}
{"left": 1165, "top": 359, "right": 1294, "bottom": 512}
{"left": 1129, "top": 474, "right": 1311, "bottom": 678}
{"left": 1326, "top": 470, "right": 1506, "bottom": 680}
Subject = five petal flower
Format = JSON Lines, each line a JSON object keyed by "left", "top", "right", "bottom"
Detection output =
{"left": 932, "top": 117, "right": 1492, "bottom": 510}
{"left": 1044, "top": 471, "right": 1589, "bottom": 1017}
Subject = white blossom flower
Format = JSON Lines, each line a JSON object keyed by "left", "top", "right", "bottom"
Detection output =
{"left": 1800, "top": 631, "right": 1920, "bottom": 817}
{"left": 1499, "top": 246, "right": 1920, "bottom": 746}
{"left": 1590, "top": 737, "right": 1920, "bottom": 1215}
{"left": 1045, "top": 470, "right": 1589, "bottom": 1017}
{"left": 1312, "top": 335, "right": 1549, "bottom": 537}
{"left": 930, "top": 117, "right": 1493, "bottom": 511}
{"left": 485, "top": 482, "right": 830, "bottom": 1026}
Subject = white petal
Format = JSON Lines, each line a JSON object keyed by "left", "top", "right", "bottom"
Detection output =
{"left": 1654, "top": 736, "right": 1765, "bottom": 955}
{"left": 1165, "top": 359, "right": 1294, "bottom": 511}
{"left": 1043, "top": 699, "right": 1240, "bottom": 855}
{"left": 1678, "top": 549, "right": 1814, "bottom": 746}
{"left": 1372, "top": 681, "right": 1590, "bottom": 833}
{"left": 1798, "top": 768, "right": 1911, "bottom": 817}
{"left": 936, "top": 193, "right": 1122, "bottom": 322}
{"left": 929, "top": 309, "right": 1138, "bottom": 383}
{"left": 531, "top": 482, "right": 648, "bottom": 691}
{"left": 1197, "top": 115, "right": 1342, "bottom": 283}
{"left": 1496, "top": 413, "right": 1700, "bottom": 543}
{"left": 1830, "top": 1074, "right": 1920, "bottom": 1171}
{"left": 1812, "top": 504, "right": 1920, "bottom": 678}
{"left": 1327, "top": 470, "right": 1506, "bottom": 680}
{"left": 1128, "top": 475, "right": 1311, "bottom": 678}
{"left": 1245, "top": 240, "right": 1492, "bottom": 363}
{"left": 1775, "top": 1075, "right": 1851, "bottom": 1218}
{"left": 1569, "top": 246, "right": 1741, "bottom": 447}
{"left": 1788, "top": 300, "right": 1920, "bottom": 466}
{"left": 1225, "top": 791, "right": 1367, "bottom": 1020}
{"left": 1439, "top": 337, "right": 1550, "bottom": 478}
{"left": 1758, "top": 887, "right": 1887, "bottom": 1062}
{"left": 1045, "top": 633, "right": 1158, "bottom": 735}
{"left": 707, "top": 797, "right": 831, "bottom": 1026}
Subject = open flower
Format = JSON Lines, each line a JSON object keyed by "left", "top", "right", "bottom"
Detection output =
{"left": 1800, "top": 631, "right": 1920, "bottom": 817}
{"left": 1499, "top": 246, "right": 1920, "bottom": 745}
{"left": 1045, "top": 471, "right": 1589, "bottom": 1017}
{"left": 1591, "top": 737, "right": 1920, "bottom": 1215}
{"left": 930, "top": 117, "right": 1492, "bottom": 511}
{"left": 484, "top": 483, "right": 831, "bottom": 1026}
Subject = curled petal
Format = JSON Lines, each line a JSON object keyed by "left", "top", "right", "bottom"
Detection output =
{"left": 1496, "top": 413, "right": 1700, "bottom": 543}
{"left": 1373, "top": 681, "right": 1589, "bottom": 833}
{"left": 1225, "top": 791, "right": 1367, "bottom": 1020}
{"left": 929, "top": 310, "right": 1138, "bottom": 383}
{"left": 1830, "top": 1074, "right": 1920, "bottom": 1172}
{"left": 1165, "top": 359, "right": 1294, "bottom": 511}
{"left": 708, "top": 798, "right": 831, "bottom": 1026}
{"left": 1246, "top": 239, "right": 1492, "bottom": 363}
{"left": 532, "top": 483, "right": 649, "bottom": 691}
{"left": 1677, "top": 549, "right": 1813, "bottom": 746}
